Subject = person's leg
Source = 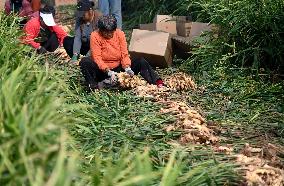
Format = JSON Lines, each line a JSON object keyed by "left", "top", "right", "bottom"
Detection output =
{"left": 80, "top": 41, "right": 90, "bottom": 56}
{"left": 131, "top": 58, "right": 161, "bottom": 84}
{"left": 43, "top": 32, "right": 59, "bottom": 52}
{"left": 80, "top": 57, "right": 108, "bottom": 86}
{"left": 63, "top": 36, "right": 74, "bottom": 58}
{"left": 98, "top": 0, "right": 110, "bottom": 16}
{"left": 109, "top": 0, "right": 122, "bottom": 29}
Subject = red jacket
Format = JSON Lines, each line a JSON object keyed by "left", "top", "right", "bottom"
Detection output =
{"left": 23, "top": 17, "right": 67, "bottom": 49}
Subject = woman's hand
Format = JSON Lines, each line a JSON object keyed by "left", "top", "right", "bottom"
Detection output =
{"left": 107, "top": 70, "right": 118, "bottom": 85}
{"left": 70, "top": 54, "right": 79, "bottom": 65}
{"left": 125, "top": 67, "right": 134, "bottom": 77}
{"left": 37, "top": 46, "right": 47, "bottom": 54}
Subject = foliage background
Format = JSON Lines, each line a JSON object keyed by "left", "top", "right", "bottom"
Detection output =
{"left": 123, "top": 0, "right": 284, "bottom": 73}
{"left": 1, "top": 0, "right": 284, "bottom": 185}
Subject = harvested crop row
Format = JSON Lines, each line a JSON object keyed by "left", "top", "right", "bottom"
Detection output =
{"left": 117, "top": 72, "right": 197, "bottom": 91}
{"left": 116, "top": 72, "right": 217, "bottom": 144}
{"left": 161, "top": 101, "right": 218, "bottom": 145}
{"left": 164, "top": 72, "right": 196, "bottom": 91}
{"left": 236, "top": 143, "right": 284, "bottom": 186}
{"left": 134, "top": 85, "right": 171, "bottom": 100}
{"left": 112, "top": 71, "right": 284, "bottom": 185}
{"left": 44, "top": 47, "right": 70, "bottom": 64}
{"left": 57, "top": 57, "right": 283, "bottom": 186}
{"left": 118, "top": 72, "right": 147, "bottom": 88}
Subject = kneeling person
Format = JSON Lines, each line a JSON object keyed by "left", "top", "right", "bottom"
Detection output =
{"left": 63, "top": 0, "right": 101, "bottom": 64}
{"left": 23, "top": 6, "right": 67, "bottom": 54}
{"left": 80, "top": 15, "right": 164, "bottom": 89}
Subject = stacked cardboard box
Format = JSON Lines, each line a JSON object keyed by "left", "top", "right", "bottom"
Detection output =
{"left": 129, "top": 15, "right": 214, "bottom": 67}
{"left": 139, "top": 22, "right": 177, "bottom": 35}
{"left": 150, "top": 15, "right": 213, "bottom": 39}
{"left": 129, "top": 29, "right": 173, "bottom": 68}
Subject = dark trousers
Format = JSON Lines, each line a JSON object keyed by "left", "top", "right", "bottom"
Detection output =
{"left": 40, "top": 32, "right": 59, "bottom": 52}
{"left": 63, "top": 36, "right": 90, "bottom": 58}
{"left": 80, "top": 57, "right": 161, "bottom": 85}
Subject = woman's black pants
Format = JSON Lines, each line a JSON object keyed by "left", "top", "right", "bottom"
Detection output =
{"left": 40, "top": 32, "right": 59, "bottom": 52}
{"left": 79, "top": 57, "right": 161, "bottom": 86}
{"left": 63, "top": 36, "right": 90, "bottom": 58}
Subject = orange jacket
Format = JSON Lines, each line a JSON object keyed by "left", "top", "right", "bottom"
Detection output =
{"left": 90, "top": 29, "right": 131, "bottom": 71}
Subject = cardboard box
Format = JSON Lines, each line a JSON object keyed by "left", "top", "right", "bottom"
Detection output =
{"left": 140, "top": 22, "right": 177, "bottom": 35}
{"left": 153, "top": 15, "right": 189, "bottom": 23}
{"left": 172, "top": 23, "right": 216, "bottom": 59}
{"left": 177, "top": 22, "right": 212, "bottom": 38}
{"left": 176, "top": 22, "right": 192, "bottom": 37}
{"left": 129, "top": 29, "right": 173, "bottom": 68}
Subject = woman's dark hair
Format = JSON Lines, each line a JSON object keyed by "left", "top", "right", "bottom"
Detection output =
{"left": 40, "top": 5, "right": 56, "bottom": 16}
{"left": 97, "top": 15, "right": 117, "bottom": 32}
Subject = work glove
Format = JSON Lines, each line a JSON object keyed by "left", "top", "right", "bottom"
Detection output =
{"left": 107, "top": 70, "right": 118, "bottom": 85}
{"left": 70, "top": 54, "right": 79, "bottom": 65}
{"left": 37, "top": 46, "right": 47, "bottom": 54}
{"left": 125, "top": 67, "right": 135, "bottom": 77}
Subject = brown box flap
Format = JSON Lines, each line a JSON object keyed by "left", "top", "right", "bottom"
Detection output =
{"left": 140, "top": 22, "right": 177, "bottom": 35}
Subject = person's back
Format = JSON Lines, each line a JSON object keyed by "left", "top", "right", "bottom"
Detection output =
{"left": 90, "top": 29, "right": 129, "bottom": 70}
{"left": 23, "top": 5, "right": 67, "bottom": 53}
